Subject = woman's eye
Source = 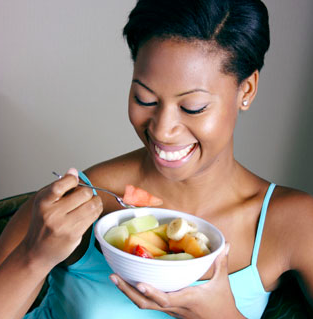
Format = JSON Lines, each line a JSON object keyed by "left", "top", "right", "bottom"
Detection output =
{"left": 134, "top": 96, "right": 157, "bottom": 107}
{"left": 180, "top": 105, "right": 207, "bottom": 114}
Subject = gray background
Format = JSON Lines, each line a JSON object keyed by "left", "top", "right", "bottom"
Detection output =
{"left": 0, "top": 0, "right": 312, "bottom": 199}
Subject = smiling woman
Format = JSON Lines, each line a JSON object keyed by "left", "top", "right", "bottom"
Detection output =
{"left": 128, "top": 38, "right": 246, "bottom": 176}
{"left": 0, "top": 1, "right": 313, "bottom": 319}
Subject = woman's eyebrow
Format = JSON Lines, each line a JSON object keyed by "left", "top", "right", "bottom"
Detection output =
{"left": 176, "top": 88, "right": 211, "bottom": 97}
{"left": 132, "top": 79, "right": 155, "bottom": 94}
{"left": 132, "top": 79, "right": 212, "bottom": 96}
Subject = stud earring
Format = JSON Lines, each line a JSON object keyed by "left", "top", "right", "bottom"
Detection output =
{"left": 242, "top": 100, "right": 248, "bottom": 106}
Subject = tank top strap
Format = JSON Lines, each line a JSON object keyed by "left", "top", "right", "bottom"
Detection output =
{"left": 78, "top": 170, "right": 97, "bottom": 248}
{"left": 78, "top": 171, "right": 98, "bottom": 196}
{"left": 251, "top": 183, "right": 276, "bottom": 266}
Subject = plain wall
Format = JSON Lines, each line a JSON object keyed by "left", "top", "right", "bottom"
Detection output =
{"left": 0, "top": 0, "right": 312, "bottom": 199}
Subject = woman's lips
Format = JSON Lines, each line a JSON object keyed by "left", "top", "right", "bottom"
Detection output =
{"left": 147, "top": 137, "right": 197, "bottom": 168}
{"left": 154, "top": 143, "right": 195, "bottom": 161}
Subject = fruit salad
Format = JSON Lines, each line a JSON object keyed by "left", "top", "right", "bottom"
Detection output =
{"left": 104, "top": 215, "right": 211, "bottom": 260}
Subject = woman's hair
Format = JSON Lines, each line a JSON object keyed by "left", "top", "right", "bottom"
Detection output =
{"left": 123, "top": 0, "right": 270, "bottom": 84}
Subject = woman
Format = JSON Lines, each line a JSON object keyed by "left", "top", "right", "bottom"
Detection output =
{"left": 0, "top": 0, "right": 312, "bottom": 318}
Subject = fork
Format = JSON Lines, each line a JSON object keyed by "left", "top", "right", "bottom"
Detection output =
{"left": 52, "top": 172, "right": 136, "bottom": 209}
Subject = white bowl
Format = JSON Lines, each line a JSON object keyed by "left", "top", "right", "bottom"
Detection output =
{"left": 95, "top": 208, "right": 225, "bottom": 292}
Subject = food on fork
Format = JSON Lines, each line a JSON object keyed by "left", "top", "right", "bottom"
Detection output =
{"left": 122, "top": 184, "right": 163, "bottom": 207}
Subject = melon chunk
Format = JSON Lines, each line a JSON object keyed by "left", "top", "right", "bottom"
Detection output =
{"left": 121, "top": 214, "right": 159, "bottom": 234}
{"left": 135, "top": 230, "right": 168, "bottom": 251}
{"left": 104, "top": 225, "right": 129, "bottom": 250}
{"left": 151, "top": 224, "right": 168, "bottom": 242}
{"left": 156, "top": 253, "right": 194, "bottom": 260}
{"left": 169, "top": 233, "right": 207, "bottom": 258}
{"left": 123, "top": 184, "right": 163, "bottom": 207}
{"left": 124, "top": 234, "right": 166, "bottom": 257}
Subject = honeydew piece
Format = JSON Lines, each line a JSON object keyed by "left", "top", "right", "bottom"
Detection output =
{"left": 124, "top": 234, "right": 166, "bottom": 257}
{"left": 135, "top": 230, "right": 168, "bottom": 251}
{"left": 121, "top": 214, "right": 159, "bottom": 234}
{"left": 104, "top": 225, "right": 129, "bottom": 250}
{"left": 156, "top": 253, "right": 194, "bottom": 260}
{"left": 151, "top": 224, "right": 169, "bottom": 241}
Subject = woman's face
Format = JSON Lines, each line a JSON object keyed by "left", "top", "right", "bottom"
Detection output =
{"left": 128, "top": 38, "right": 242, "bottom": 181}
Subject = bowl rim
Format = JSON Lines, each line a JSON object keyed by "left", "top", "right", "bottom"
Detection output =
{"left": 94, "top": 207, "right": 225, "bottom": 266}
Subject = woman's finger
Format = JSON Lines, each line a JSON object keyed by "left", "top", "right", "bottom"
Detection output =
{"left": 36, "top": 172, "right": 78, "bottom": 206}
{"left": 54, "top": 186, "right": 95, "bottom": 216}
{"left": 66, "top": 195, "right": 103, "bottom": 234}
{"left": 110, "top": 275, "right": 162, "bottom": 310}
{"left": 111, "top": 275, "right": 194, "bottom": 317}
{"left": 211, "top": 243, "right": 230, "bottom": 281}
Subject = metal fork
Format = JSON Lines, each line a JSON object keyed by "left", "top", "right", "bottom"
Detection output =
{"left": 52, "top": 172, "right": 136, "bottom": 209}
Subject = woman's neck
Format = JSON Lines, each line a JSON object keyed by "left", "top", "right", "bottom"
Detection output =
{"left": 141, "top": 148, "right": 249, "bottom": 218}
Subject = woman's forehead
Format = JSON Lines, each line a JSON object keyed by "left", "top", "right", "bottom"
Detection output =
{"left": 133, "top": 38, "right": 236, "bottom": 94}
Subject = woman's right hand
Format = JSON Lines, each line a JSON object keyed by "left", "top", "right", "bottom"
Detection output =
{"left": 22, "top": 168, "right": 103, "bottom": 269}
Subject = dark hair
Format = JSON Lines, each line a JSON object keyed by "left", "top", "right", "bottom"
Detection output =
{"left": 123, "top": 0, "right": 270, "bottom": 84}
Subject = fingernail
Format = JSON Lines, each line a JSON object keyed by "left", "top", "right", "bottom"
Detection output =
{"left": 137, "top": 285, "right": 146, "bottom": 294}
{"left": 110, "top": 275, "right": 119, "bottom": 285}
{"left": 66, "top": 168, "right": 78, "bottom": 182}
{"left": 225, "top": 243, "right": 230, "bottom": 256}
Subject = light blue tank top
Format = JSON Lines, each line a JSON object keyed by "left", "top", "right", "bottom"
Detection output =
{"left": 24, "top": 172, "right": 276, "bottom": 319}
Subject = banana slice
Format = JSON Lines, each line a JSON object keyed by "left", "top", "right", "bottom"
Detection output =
{"left": 167, "top": 218, "right": 189, "bottom": 241}
{"left": 186, "top": 220, "right": 198, "bottom": 233}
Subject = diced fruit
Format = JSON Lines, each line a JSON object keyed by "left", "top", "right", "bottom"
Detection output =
{"left": 132, "top": 245, "right": 154, "bottom": 259}
{"left": 191, "top": 232, "right": 211, "bottom": 254}
{"left": 156, "top": 253, "right": 194, "bottom": 260}
{"left": 104, "top": 225, "right": 129, "bottom": 250}
{"left": 121, "top": 214, "right": 159, "bottom": 234}
{"left": 169, "top": 233, "right": 207, "bottom": 258}
{"left": 135, "top": 230, "right": 168, "bottom": 251}
{"left": 124, "top": 234, "right": 166, "bottom": 257}
{"left": 166, "top": 218, "right": 198, "bottom": 241}
{"left": 123, "top": 184, "right": 163, "bottom": 207}
{"left": 151, "top": 224, "right": 168, "bottom": 241}
{"left": 104, "top": 215, "right": 212, "bottom": 260}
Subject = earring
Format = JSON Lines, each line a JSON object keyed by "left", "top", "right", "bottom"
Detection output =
{"left": 242, "top": 100, "right": 248, "bottom": 106}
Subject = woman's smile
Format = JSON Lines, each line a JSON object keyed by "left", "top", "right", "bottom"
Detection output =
{"left": 147, "top": 133, "right": 198, "bottom": 168}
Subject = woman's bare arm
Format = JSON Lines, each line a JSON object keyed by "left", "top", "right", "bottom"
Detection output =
{"left": 287, "top": 192, "right": 313, "bottom": 305}
{"left": 0, "top": 196, "right": 48, "bottom": 319}
{"left": 0, "top": 170, "right": 103, "bottom": 319}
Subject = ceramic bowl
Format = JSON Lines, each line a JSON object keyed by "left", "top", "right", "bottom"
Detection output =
{"left": 95, "top": 207, "right": 225, "bottom": 292}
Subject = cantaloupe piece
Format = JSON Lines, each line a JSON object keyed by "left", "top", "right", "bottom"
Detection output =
{"left": 135, "top": 230, "right": 168, "bottom": 251}
{"left": 169, "top": 234, "right": 206, "bottom": 258}
{"left": 151, "top": 224, "right": 168, "bottom": 242}
{"left": 123, "top": 184, "right": 163, "bottom": 207}
{"left": 124, "top": 234, "right": 166, "bottom": 257}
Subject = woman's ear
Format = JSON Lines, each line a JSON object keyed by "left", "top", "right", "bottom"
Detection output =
{"left": 239, "top": 70, "right": 259, "bottom": 111}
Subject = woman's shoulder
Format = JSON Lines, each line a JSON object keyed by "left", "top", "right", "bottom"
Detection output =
{"left": 269, "top": 185, "right": 313, "bottom": 220}
{"left": 85, "top": 148, "right": 146, "bottom": 186}
{"left": 266, "top": 185, "right": 313, "bottom": 269}
{"left": 81, "top": 148, "right": 147, "bottom": 210}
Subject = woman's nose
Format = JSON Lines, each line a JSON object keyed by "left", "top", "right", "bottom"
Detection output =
{"left": 149, "top": 104, "right": 183, "bottom": 142}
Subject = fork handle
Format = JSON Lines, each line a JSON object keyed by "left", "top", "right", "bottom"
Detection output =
{"left": 77, "top": 183, "right": 118, "bottom": 198}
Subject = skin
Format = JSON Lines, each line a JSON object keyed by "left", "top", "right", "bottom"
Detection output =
{"left": 0, "top": 38, "right": 313, "bottom": 319}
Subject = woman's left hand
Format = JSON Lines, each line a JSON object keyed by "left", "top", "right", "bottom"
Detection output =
{"left": 110, "top": 244, "right": 245, "bottom": 318}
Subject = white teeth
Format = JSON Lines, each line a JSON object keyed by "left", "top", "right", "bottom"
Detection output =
{"left": 155, "top": 144, "right": 194, "bottom": 161}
